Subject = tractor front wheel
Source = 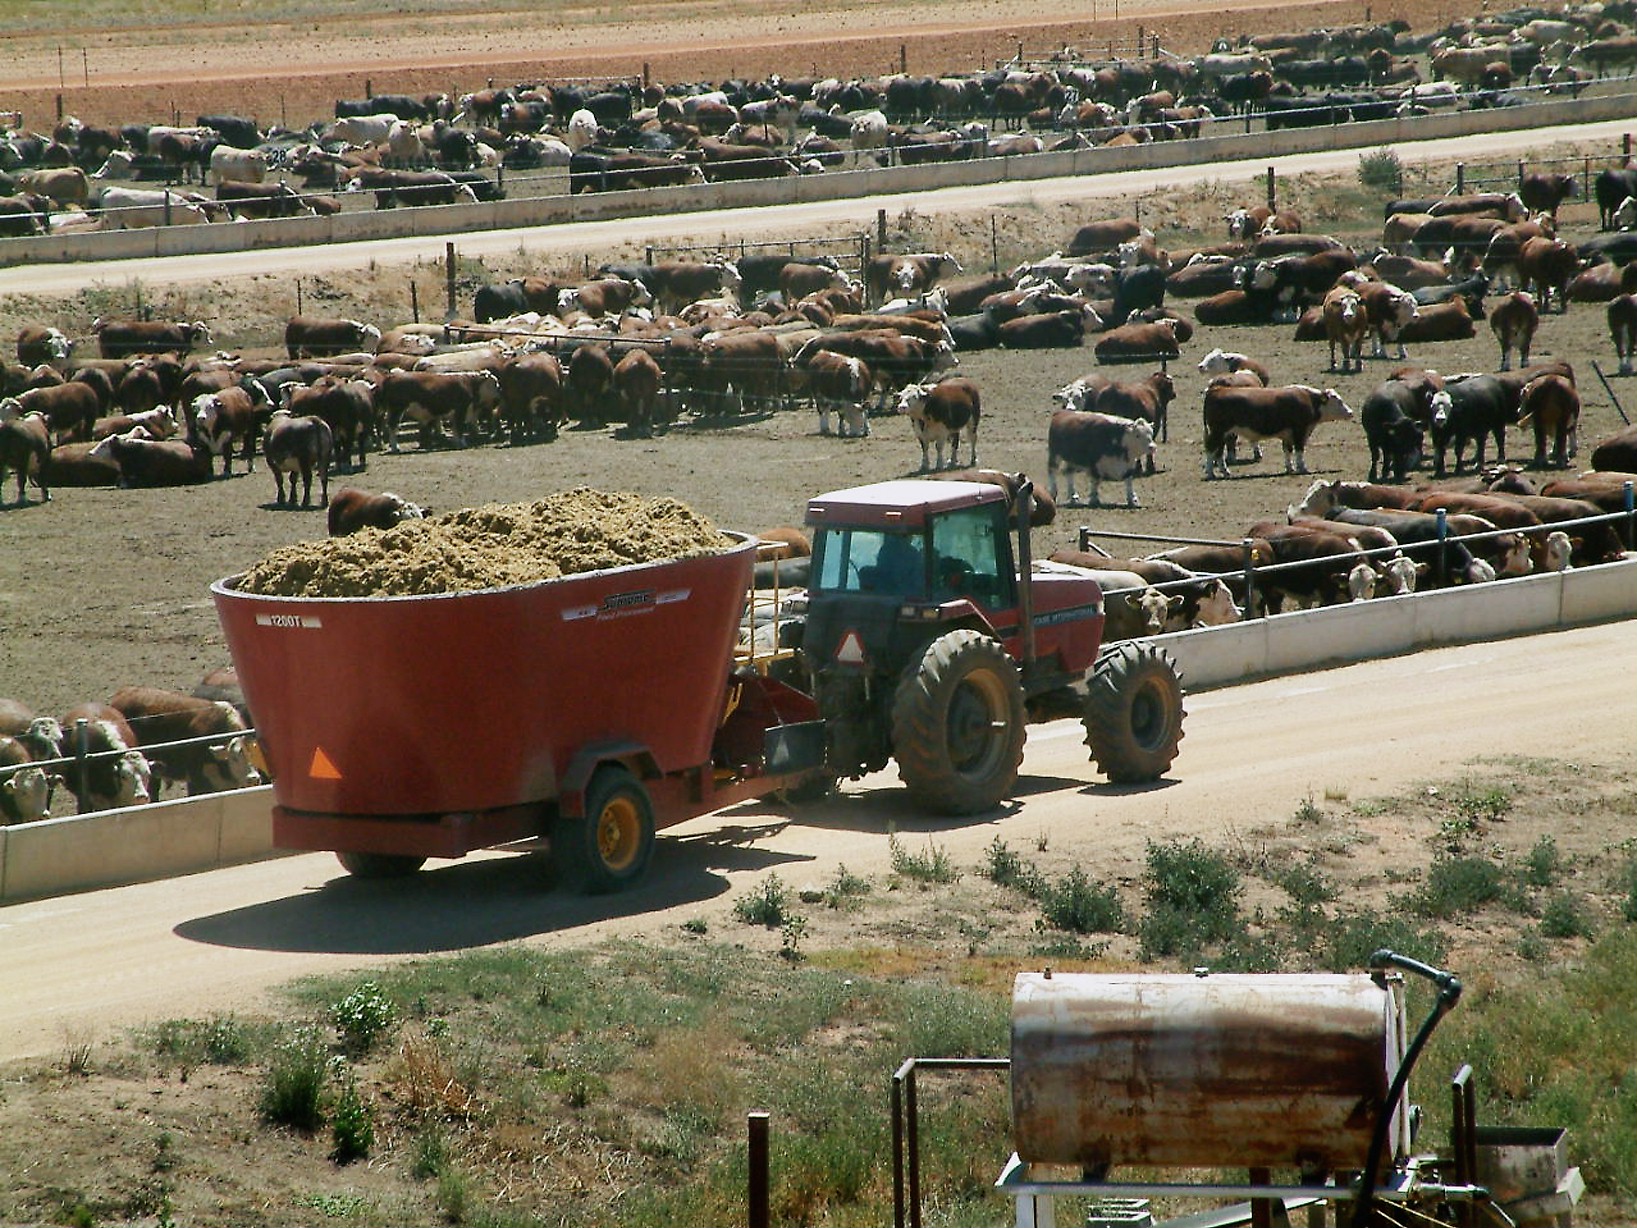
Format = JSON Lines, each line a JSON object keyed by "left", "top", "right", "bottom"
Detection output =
{"left": 891, "top": 629, "right": 1026, "bottom": 814}
{"left": 1082, "top": 641, "right": 1185, "bottom": 783}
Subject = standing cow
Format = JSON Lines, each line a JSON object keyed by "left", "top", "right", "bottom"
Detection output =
{"left": 263, "top": 409, "right": 333, "bottom": 507}
{"left": 897, "top": 377, "right": 980, "bottom": 471}
{"left": 1046, "top": 410, "right": 1155, "bottom": 507}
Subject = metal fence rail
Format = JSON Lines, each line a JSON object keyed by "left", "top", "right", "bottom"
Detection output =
{"left": 1074, "top": 491, "right": 1637, "bottom": 614}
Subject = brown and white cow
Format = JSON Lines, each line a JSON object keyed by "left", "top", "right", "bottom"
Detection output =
{"left": 557, "top": 277, "right": 653, "bottom": 319}
{"left": 262, "top": 409, "right": 333, "bottom": 507}
{"left": 57, "top": 703, "right": 153, "bottom": 812}
{"left": 88, "top": 432, "right": 214, "bottom": 486}
{"left": 285, "top": 316, "right": 382, "bottom": 358}
{"left": 3, "top": 380, "right": 101, "bottom": 444}
{"left": 192, "top": 383, "right": 270, "bottom": 475}
{"left": 1202, "top": 384, "right": 1353, "bottom": 479}
{"left": 613, "top": 346, "right": 665, "bottom": 436}
{"left": 17, "top": 325, "right": 71, "bottom": 369}
{"left": 897, "top": 377, "right": 980, "bottom": 471}
{"left": 0, "top": 409, "right": 51, "bottom": 504}
{"left": 862, "top": 252, "right": 962, "bottom": 307}
{"left": 283, "top": 377, "right": 374, "bottom": 472}
{"left": 494, "top": 352, "right": 565, "bottom": 444}
{"left": 804, "top": 349, "right": 872, "bottom": 438}
{"left": 1484, "top": 291, "right": 1539, "bottom": 373}
{"left": 1609, "top": 294, "right": 1637, "bottom": 374}
{"left": 107, "top": 686, "right": 262, "bottom": 797}
{"left": 1085, "top": 370, "right": 1173, "bottom": 468}
{"left": 91, "top": 317, "right": 212, "bottom": 359}
{"left": 1094, "top": 318, "right": 1179, "bottom": 364}
{"left": 0, "top": 735, "right": 55, "bottom": 824}
{"left": 1517, "top": 373, "right": 1581, "bottom": 469}
{"left": 1196, "top": 347, "right": 1272, "bottom": 386}
{"left": 1046, "top": 410, "right": 1155, "bottom": 507}
{"left": 327, "top": 486, "right": 425, "bottom": 536}
{"left": 1321, "top": 285, "right": 1368, "bottom": 373}
{"left": 377, "top": 369, "right": 501, "bottom": 451}
{"left": 1518, "top": 236, "right": 1582, "bottom": 313}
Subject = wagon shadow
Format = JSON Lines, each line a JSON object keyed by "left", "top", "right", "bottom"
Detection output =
{"left": 174, "top": 828, "right": 809, "bottom": 955}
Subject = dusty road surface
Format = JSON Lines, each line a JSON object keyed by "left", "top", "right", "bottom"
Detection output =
{"left": 2, "top": 618, "right": 1632, "bottom": 1066}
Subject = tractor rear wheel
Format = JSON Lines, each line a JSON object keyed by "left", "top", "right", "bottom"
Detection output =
{"left": 336, "top": 851, "right": 427, "bottom": 879}
{"left": 1082, "top": 641, "right": 1185, "bottom": 783}
{"left": 891, "top": 629, "right": 1026, "bottom": 814}
{"left": 554, "top": 765, "right": 655, "bottom": 893}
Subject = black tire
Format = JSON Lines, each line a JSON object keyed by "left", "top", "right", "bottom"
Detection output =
{"left": 336, "top": 850, "right": 426, "bottom": 878}
{"left": 554, "top": 766, "right": 655, "bottom": 893}
{"left": 890, "top": 629, "right": 1026, "bottom": 814}
{"left": 1082, "top": 641, "right": 1185, "bottom": 783}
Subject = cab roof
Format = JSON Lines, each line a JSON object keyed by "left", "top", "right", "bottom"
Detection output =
{"left": 804, "top": 479, "right": 1007, "bottom": 531}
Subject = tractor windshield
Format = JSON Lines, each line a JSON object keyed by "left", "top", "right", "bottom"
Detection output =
{"left": 812, "top": 529, "right": 928, "bottom": 598}
{"left": 928, "top": 504, "right": 1011, "bottom": 605}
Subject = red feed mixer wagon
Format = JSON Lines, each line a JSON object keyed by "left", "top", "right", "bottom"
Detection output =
{"left": 213, "top": 478, "right": 1188, "bottom": 891}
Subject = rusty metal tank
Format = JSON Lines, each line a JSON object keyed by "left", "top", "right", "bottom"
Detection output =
{"left": 1010, "top": 970, "right": 1409, "bottom": 1173}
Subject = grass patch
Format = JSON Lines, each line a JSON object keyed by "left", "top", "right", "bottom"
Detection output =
{"left": 1138, "top": 838, "right": 1245, "bottom": 961}
{"left": 889, "top": 832, "right": 960, "bottom": 884}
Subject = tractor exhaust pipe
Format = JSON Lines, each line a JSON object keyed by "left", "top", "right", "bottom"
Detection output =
{"left": 1015, "top": 480, "right": 1037, "bottom": 671}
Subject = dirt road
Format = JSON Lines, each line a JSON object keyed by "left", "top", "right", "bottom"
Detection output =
{"left": 3, "top": 618, "right": 1631, "bottom": 1066}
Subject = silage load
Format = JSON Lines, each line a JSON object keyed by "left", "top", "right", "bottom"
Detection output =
{"left": 235, "top": 487, "right": 733, "bottom": 598}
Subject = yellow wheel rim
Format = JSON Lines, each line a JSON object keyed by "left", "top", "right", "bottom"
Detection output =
{"left": 596, "top": 795, "right": 642, "bottom": 872}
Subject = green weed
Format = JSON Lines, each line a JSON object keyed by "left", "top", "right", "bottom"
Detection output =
{"left": 1038, "top": 866, "right": 1124, "bottom": 935}
{"left": 889, "top": 832, "right": 960, "bottom": 883}
{"left": 733, "top": 873, "right": 794, "bottom": 927}
{"left": 259, "top": 1025, "right": 328, "bottom": 1132}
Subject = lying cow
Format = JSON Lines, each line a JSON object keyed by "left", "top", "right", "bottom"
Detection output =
{"left": 327, "top": 487, "right": 426, "bottom": 536}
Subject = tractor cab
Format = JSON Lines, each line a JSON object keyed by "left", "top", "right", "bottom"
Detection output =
{"left": 797, "top": 480, "right": 1125, "bottom": 797}
{"left": 802, "top": 479, "right": 1104, "bottom": 682}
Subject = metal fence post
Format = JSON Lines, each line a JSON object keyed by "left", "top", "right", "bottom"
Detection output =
{"left": 1435, "top": 508, "right": 1449, "bottom": 584}
{"left": 747, "top": 1111, "right": 769, "bottom": 1228}
{"left": 73, "top": 718, "right": 89, "bottom": 810}
{"left": 1243, "top": 538, "right": 1259, "bottom": 619}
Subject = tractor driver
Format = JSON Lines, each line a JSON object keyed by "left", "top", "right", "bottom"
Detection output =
{"left": 871, "top": 533, "right": 925, "bottom": 594}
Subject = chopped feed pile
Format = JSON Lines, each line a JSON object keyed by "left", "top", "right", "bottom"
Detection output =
{"left": 235, "top": 488, "right": 733, "bottom": 598}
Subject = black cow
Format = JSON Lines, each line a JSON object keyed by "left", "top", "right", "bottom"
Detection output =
{"left": 568, "top": 150, "right": 704, "bottom": 193}
{"left": 1110, "top": 264, "right": 1166, "bottom": 325}
{"left": 1360, "top": 379, "right": 1439, "bottom": 481}
{"left": 1595, "top": 166, "right": 1637, "bottom": 230}
{"left": 1431, "top": 374, "right": 1514, "bottom": 476}
{"left": 196, "top": 114, "right": 261, "bottom": 149}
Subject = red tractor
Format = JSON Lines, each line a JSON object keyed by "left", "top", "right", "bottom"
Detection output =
{"left": 795, "top": 477, "right": 1184, "bottom": 811}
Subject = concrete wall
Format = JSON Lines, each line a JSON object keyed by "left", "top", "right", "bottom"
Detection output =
{"left": 6, "top": 91, "right": 1636, "bottom": 269}
{"left": 0, "top": 786, "right": 276, "bottom": 903}
{"left": 1157, "top": 556, "right": 1637, "bottom": 693}
{"left": 2, "top": 557, "right": 1632, "bottom": 904}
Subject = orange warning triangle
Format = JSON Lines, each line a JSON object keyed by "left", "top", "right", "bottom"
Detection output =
{"left": 308, "top": 747, "right": 342, "bottom": 780}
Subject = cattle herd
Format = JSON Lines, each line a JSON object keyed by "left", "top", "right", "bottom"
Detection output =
{"left": 4, "top": 0, "right": 1637, "bottom": 827}
{"left": 7, "top": 1, "right": 1637, "bottom": 233}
